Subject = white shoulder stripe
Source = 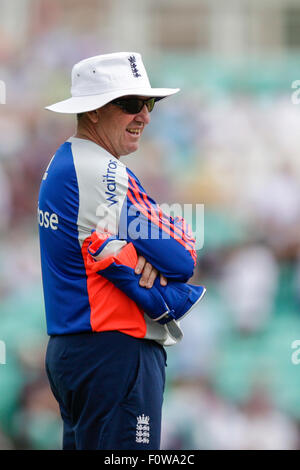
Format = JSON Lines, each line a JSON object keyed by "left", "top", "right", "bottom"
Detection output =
{"left": 69, "top": 137, "right": 128, "bottom": 246}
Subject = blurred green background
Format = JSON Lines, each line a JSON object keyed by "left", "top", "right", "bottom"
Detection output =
{"left": 0, "top": 0, "right": 300, "bottom": 449}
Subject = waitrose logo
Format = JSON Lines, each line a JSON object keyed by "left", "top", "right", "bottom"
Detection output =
{"left": 0, "top": 80, "right": 6, "bottom": 104}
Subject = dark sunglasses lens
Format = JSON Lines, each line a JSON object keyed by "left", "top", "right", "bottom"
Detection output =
{"left": 114, "top": 98, "right": 155, "bottom": 114}
{"left": 124, "top": 99, "right": 142, "bottom": 114}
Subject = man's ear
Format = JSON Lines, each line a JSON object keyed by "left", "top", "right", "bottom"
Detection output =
{"left": 86, "top": 109, "right": 99, "bottom": 124}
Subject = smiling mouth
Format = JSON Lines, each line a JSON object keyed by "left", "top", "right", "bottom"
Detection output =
{"left": 126, "top": 128, "right": 142, "bottom": 136}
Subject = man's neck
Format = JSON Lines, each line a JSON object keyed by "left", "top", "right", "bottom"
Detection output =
{"left": 74, "top": 128, "right": 119, "bottom": 159}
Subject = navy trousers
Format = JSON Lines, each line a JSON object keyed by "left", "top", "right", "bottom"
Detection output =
{"left": 45, "top": 330, "right": 167, "bottom": 450}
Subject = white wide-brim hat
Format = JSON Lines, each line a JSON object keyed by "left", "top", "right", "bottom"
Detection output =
{"left": 45, "top": 52, "right": 180, "bottom": 114}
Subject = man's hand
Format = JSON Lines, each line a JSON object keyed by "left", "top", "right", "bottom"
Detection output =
{"left": 135, "top": 255, "right": 167, "bottom": 288}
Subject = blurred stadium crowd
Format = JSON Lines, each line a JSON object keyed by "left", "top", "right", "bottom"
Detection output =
{"left": 1, "top": 0, "right": 300, "bottom": 450}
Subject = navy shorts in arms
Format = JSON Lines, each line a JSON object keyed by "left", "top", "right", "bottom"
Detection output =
{"left": 45, "top": 330, "right": 167, "bottom": 450}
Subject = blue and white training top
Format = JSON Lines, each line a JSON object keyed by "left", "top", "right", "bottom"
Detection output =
{"left": 38, "top": 137, "right": 197, "bottom": 346}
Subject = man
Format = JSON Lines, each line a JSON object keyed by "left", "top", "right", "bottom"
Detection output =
{"left": 39, "top": 52, "right": 204, "bottom": 450}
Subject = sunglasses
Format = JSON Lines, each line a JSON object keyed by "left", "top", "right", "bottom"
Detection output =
{"left": 111, "top": 97, "right": 156, "bottom": 114}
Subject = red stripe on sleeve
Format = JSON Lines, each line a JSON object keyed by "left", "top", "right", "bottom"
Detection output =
{"left": 128, "top": 174, "right": 196, "bottom": 252}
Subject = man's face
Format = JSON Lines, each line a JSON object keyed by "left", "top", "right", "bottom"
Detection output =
{"left": 95, "top": 96, "right": 151, "bottom": 158}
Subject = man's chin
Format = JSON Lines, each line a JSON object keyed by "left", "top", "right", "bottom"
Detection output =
{"left": 121, "top": 143, "right": 139, "bottom": 157}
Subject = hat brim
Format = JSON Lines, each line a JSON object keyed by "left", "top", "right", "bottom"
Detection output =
{"left": 45, "top": 87, "right": 180, "bottom": 114}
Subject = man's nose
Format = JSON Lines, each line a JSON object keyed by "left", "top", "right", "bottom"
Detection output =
{"left": 135, "top": 104, "right": 151, "bottom": 125}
